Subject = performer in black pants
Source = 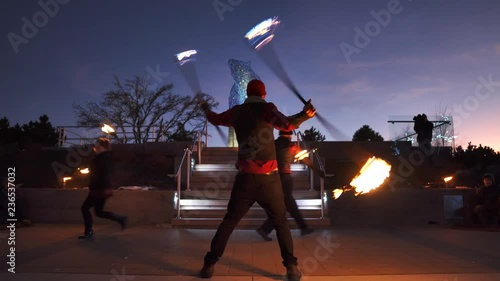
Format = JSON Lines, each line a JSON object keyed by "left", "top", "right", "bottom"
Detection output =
{"left": 256, "top": 130, "right": 318, "bottom": 241}
{"left": 198, "top": 79, "right": 316, "bottom": 280}
{"left": 79, "top": 138, "right": 127, "bottom": 239}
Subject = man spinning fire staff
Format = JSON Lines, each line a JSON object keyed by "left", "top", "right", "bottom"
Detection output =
{"left": 198, "top": 79, "right": 316, "bottom": 280}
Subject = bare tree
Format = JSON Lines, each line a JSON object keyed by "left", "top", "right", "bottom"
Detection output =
{"left": 73, "top": 76, "right": 218, "bottom": 143}
{"left": 433, "top": 103, "right": 455, "bottom": 147}
{"left": 394, "top": 124, "right": 414, "bottom": 143}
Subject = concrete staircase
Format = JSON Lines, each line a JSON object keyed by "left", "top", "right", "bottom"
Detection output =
{"left": 171, "top": 147, "right": 330, "bottom": 228}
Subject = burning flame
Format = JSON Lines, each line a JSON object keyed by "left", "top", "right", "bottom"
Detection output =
{"left": 333, "top": 189, "right": 344, "bottom": 199}
{"left": 333, "top": 157, "right": 391, "bottom": 199}
{"left": 294, "top": 150, "right": 309, "bottom": 161}
{"left": 63, "top": 177, "right": 72, "bottom": 182}
{"left": 294, "top": 148, "right": 317, "bottom": 162}
{"left": 175, "top": 49, "right": 197, "bottom": 61}
{"left": 245, "top": 16, "right": 280, "bottom": 50}
{"left": 101, "top": 124, "right": 115, "bottom": 134}
{"left": 443, "top": 176, "right": 453, "bottom": 182}
{"left": 79, "top": 168, "right": 89, "bottom": 174}
{"left": 350, "top": 157, "right": 391, "bottom": 195}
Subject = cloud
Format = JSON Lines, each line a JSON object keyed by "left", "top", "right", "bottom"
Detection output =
{"left": 384, "top": 85, "right": 450, "bottom": 105}
{"left": 333, "top": 45, "right": 496, "bottom": 76}
{"left": 337, "top": 79, "right": 373, "bottom": 94}
{"left": 334, "top": 57, "right": 424, "bottom": 75}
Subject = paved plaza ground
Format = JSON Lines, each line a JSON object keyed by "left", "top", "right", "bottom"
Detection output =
{"left": 0, "top": 223, "right": 499, "bottom": 281}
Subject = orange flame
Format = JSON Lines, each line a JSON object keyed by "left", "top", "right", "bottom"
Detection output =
{"left": 350, "top": 156, "right": 391, "bottom": 195}
{"left": 101, "top": 124, "right": 115, "bottom": 134}
{"left": 333, "top": 157, "right": 391, "bottom": 199}
{"left": 79, "top": 168, "right": 89, "bottom": 174}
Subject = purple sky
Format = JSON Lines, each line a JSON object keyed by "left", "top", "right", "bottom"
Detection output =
{"left": 1, "top": 0, "right": 500, "bottom": 150}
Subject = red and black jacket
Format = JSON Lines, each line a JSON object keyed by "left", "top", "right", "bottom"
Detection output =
{"left": 205, "top": 100, "right": 310, "bottom": 174}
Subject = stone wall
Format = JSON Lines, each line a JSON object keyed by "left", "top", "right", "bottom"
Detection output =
{"left": 327, "top": 187, "right": 476, "bottom": 226}
{"left": 19, "top": 189, "right": 175, "bottom": 226}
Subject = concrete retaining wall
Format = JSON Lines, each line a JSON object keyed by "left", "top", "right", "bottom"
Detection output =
{"left": 17, "top": 187, "right": 477, "bottom": 227}
{"left": 20, "top": 189, "right": 175, "bottom": 226}
{"left": 327, "top": 187, "right": 475, "bottom": 226}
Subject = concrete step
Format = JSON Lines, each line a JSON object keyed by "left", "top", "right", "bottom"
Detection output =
{"left": 188, "top": 168, "right": 312, "bottom": 190}
{"left": 180, "top": 190, "right": 320, "bottom": 199}
{"left": 196, "top": 157, "right": 237, "bottom": 164}
{"left": 193, "top": 163, "right": 307, "bottom": 172}
{"left": 198, "top": 147, "right": 237, "bottom": 164}
{"left": 171, "top": 217, "right": 331, "bottom": 228}
{"left": 186, "top": 182, "right": 313, "bottom": 191}
{"left": 188, "top": 178, "right": 311, "bottom": 188}
{"left": 179, "top": 208, "right": 323, "bottom": 219}
{"left": 177, "top": 199, "right": 324, "bottom": 210}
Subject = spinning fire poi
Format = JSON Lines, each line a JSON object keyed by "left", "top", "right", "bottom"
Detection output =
{"left": 333, "top": 156, "right": 392, "bottom": 199}
{"left": 244, "top": 17, "right": 348, "bottom": 141}
{"left": 173, "top": 49, "right": 227, "bottom": 142}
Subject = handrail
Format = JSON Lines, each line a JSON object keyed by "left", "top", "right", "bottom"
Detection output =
{"left": 296, "top": 131, "right": 326, "bottom": 218}
{"left": 174, "top": 147, "right": 191, "bottom": 218}
{"left": 391, "top": 121, "right": 451, "bottom": 142}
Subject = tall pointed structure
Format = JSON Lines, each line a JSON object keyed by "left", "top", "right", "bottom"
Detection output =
{"left": 227, "top": 59, "right": 261, "bottom": 147}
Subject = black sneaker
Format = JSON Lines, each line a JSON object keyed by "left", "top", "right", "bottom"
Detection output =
{"left": 286, "top": 264, "right": 302, "bottom": 281}
{"left": 78, "top": 230, "right": 95, "bottom": 240}
{"left": 256, "top": 228, "right": 272, "bottom": 241}
{"left": 301, "top": 228, "right": 314, "bottom": 236}
{"left": 199, "top": 263, "right": 215, "bottom": 278}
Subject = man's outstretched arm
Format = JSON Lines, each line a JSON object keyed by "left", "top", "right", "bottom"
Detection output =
{"left": 200, "top": 102, "right": 234, "bottom": 127}
{"left": 265, "top": 100, "right": 316, "bottom": 131}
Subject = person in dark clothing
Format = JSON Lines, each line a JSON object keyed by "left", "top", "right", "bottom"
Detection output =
{"left": 413, "top": 113, "right": 433, "bottom": 152}
{"left": 256, "top": 130, "right": 316, "bottom": 241}
{"left": 79, "top": 138, "right": 127, "bottom": 239}
{"left": 198, "top": 79, "right": 315, "bottom": 280}
{"left": 473, "top": 173, "right": 500, "bottom": 226}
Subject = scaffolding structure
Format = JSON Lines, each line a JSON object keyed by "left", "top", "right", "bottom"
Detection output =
{"left": 387, "top": 115, "right": 456, "bottom": 148}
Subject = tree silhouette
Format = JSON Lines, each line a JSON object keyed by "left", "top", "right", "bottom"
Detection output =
{"left": 352, "top": 125, "right": 384, "bottom": 141}
{"left": 302, "top": 126, "right": 326, "bottom": 142}
{"left": 21, "top": 114, "right": 59, "bottom": 146}
{"left": 0, "top": 117, "right": 19, "bottom": 145}
{"left": 73, "top": 76, "right": 218, "bottom": 143}
{"left": 0, "top": 115, "right": 58, "bottom": 147}
{"left": 453, "top": 142, "right": 500, "bottom": 168}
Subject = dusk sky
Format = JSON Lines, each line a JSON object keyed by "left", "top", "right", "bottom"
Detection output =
{"left": 1, "top": 0, "right": 500, "bottom": 150}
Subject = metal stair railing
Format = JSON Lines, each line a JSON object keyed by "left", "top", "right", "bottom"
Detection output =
{"left": 296, "top": 131, "right": 328, "bottom": 219}
{"left": 172, "top": 147, "right": 192, "bottom": 219}
{"left": 195, "top": 120, "right": 208, "bottom": 164}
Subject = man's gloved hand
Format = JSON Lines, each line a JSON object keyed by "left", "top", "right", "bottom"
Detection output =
{"left": 303, "top": 99, "right": 316, "bottom": 118}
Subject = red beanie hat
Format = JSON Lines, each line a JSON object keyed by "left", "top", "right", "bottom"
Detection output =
{"left": 247, "top": 79, "right": 266, "bottom": 97}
